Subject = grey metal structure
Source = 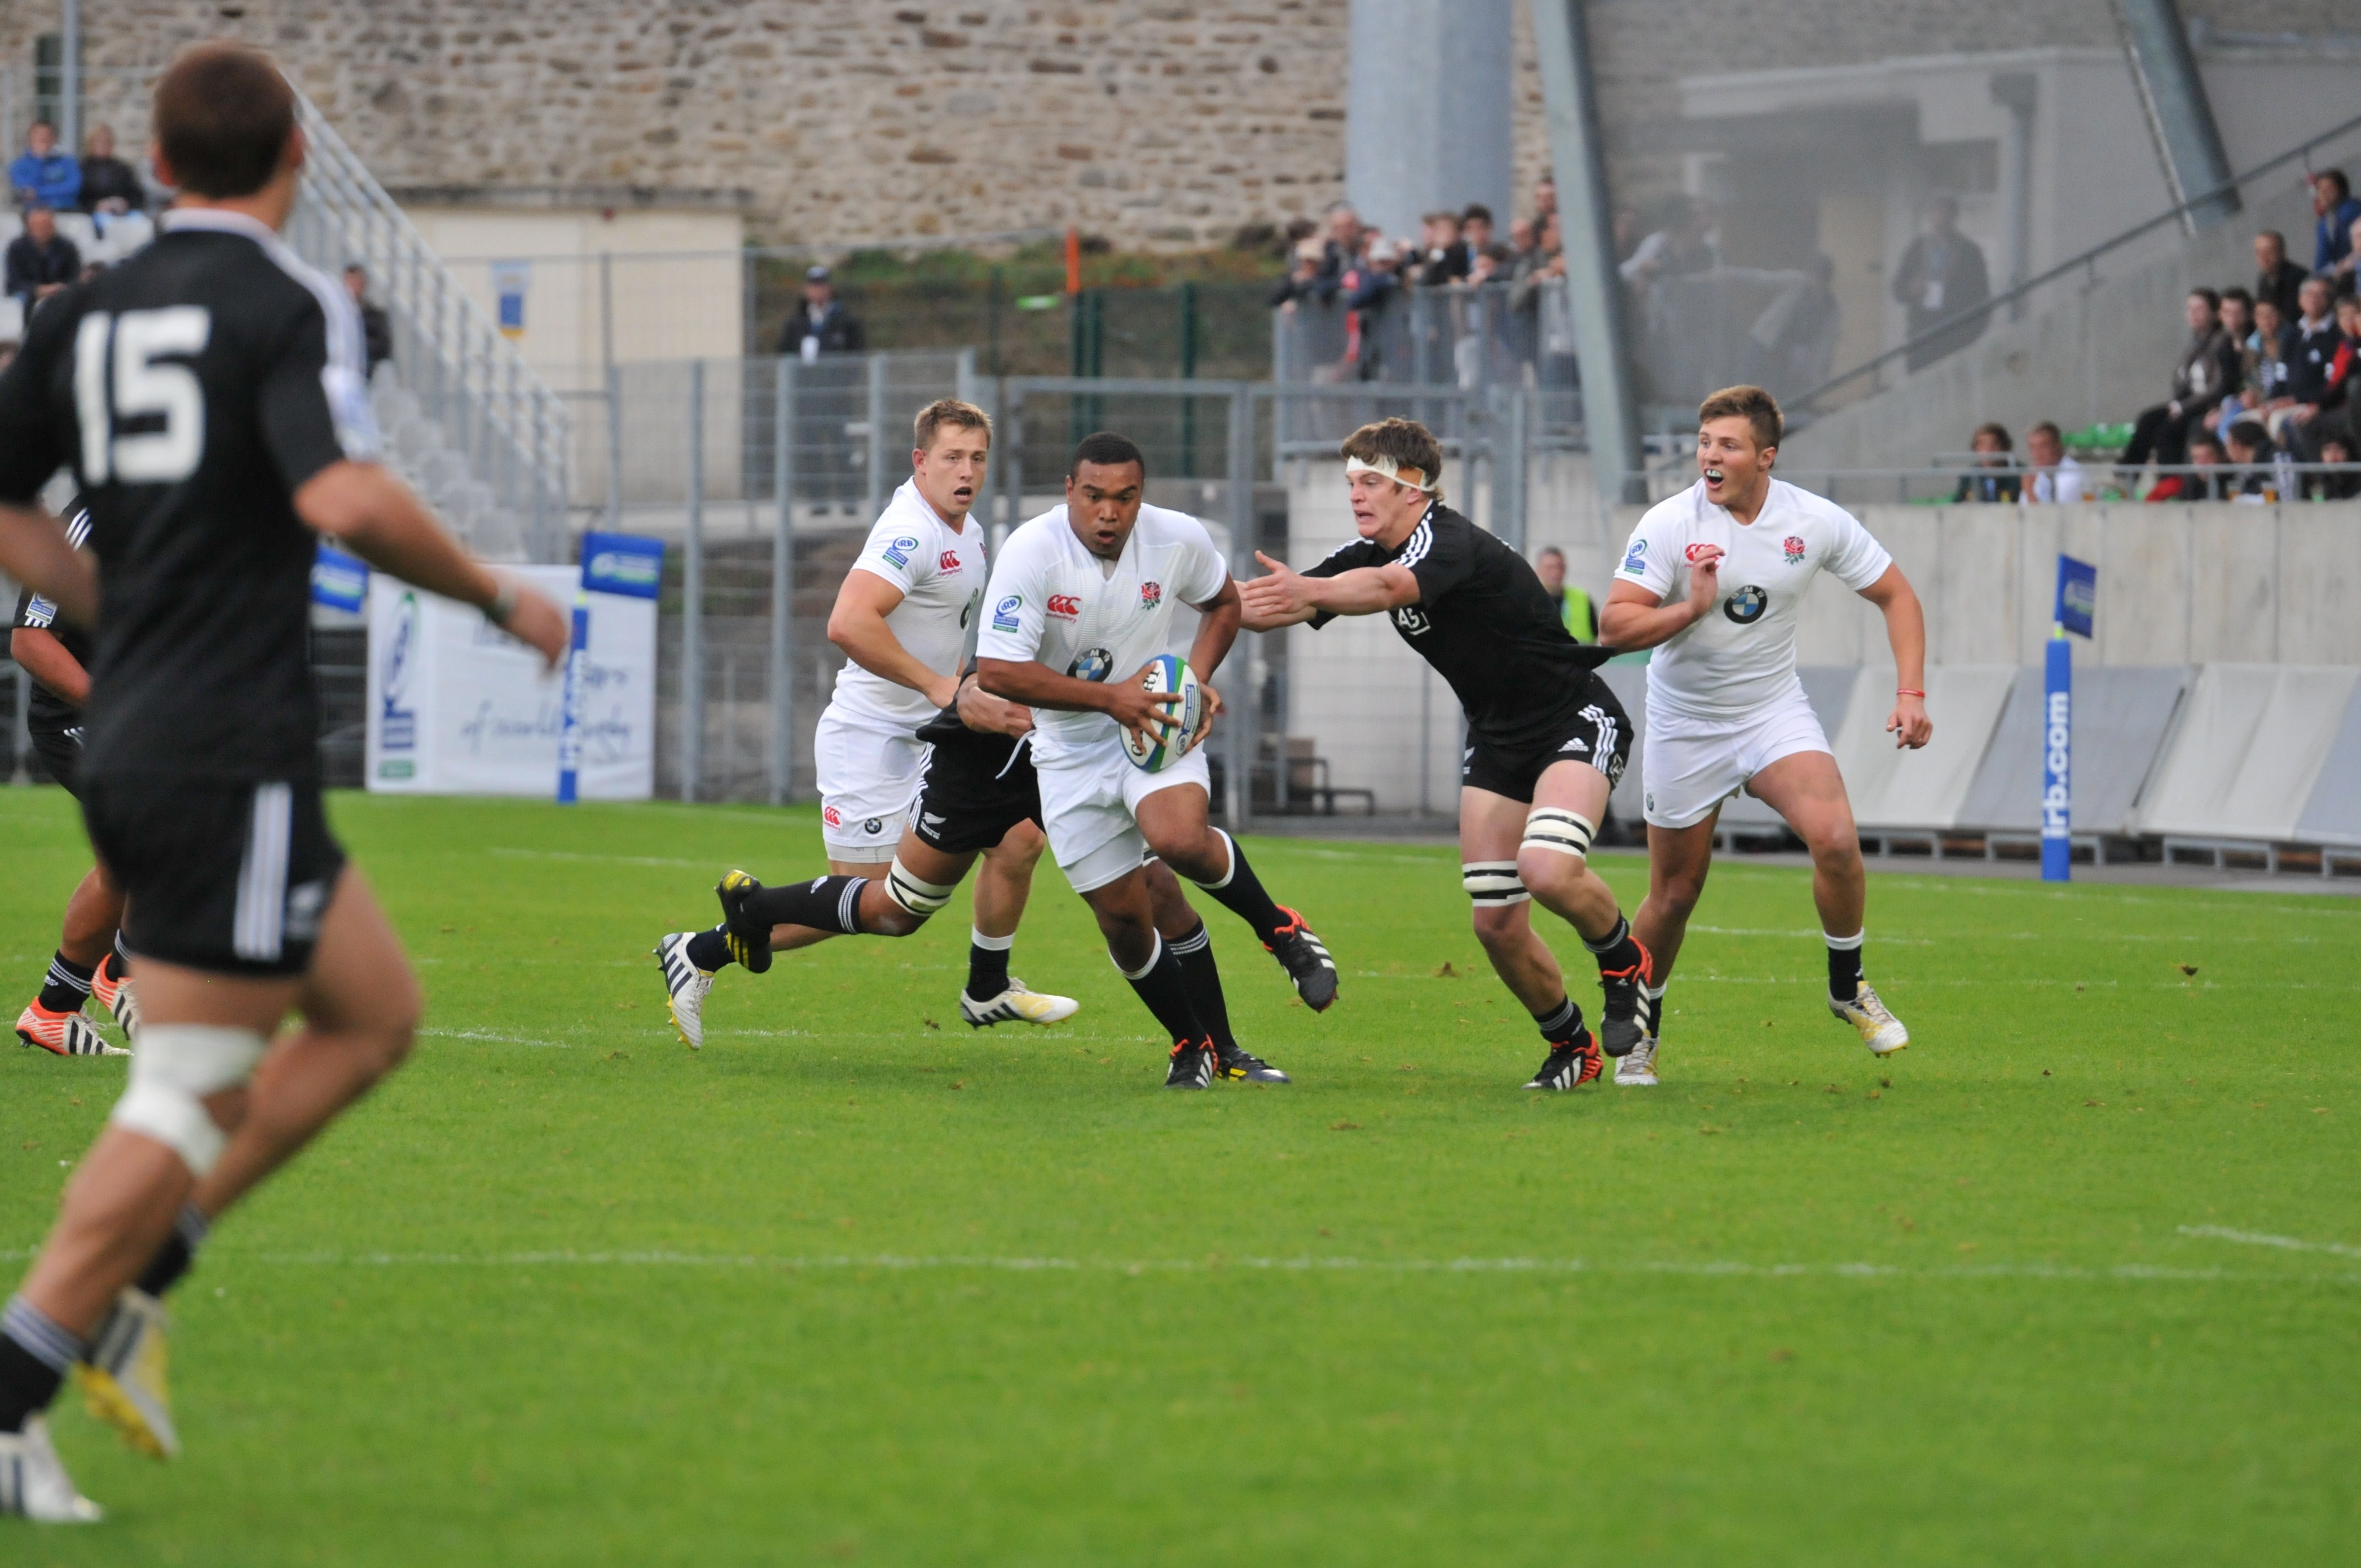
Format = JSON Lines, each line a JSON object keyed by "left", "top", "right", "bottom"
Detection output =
{"left": 1344, "top": 0, "right": 1514, "bottom": 243}
{"left": 1957, "top": 665, "right": 2189, "bottom": 848}
{"left": 2293, "top": 683, "right": 2361, "bottom": 849}
{"left": 2112, "top": 0, "right": 2240, "bottom": 232}
{"left": 1528, "top": 0, "right": 1643, "bottom": 509}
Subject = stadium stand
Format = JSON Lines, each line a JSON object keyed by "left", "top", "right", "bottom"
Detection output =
{"left": 2134, "top": 664, "right": 2361, "bottom": 856}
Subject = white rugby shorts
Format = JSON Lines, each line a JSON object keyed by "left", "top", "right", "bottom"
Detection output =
{"left": 813, "top": 706, "right": 927, "bottom": 862}
{"left": 1035, "top": 734, "right": 1211, "bottom": 894}
{"left": 1641, "top": 684, "right": 1833, "bottom": 830}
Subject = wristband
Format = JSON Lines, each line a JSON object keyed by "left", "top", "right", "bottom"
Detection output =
{"left": 1896, "top": 688, "right": 1924, "bottom": 699}
{"left": 485, "top": 579, "right": 518, "bottom": 628}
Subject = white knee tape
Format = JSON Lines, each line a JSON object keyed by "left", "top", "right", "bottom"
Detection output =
{"left": 108, "top": 1023, "right": 267, "bottom": 1177}
{"left": 883, "top": 855, "right": 956, "bottom": 918}
{"left": 1461, "top": 861, "right": 1530, "bottom": 906}
{"left": 1521, "top": 807, "right": 1597, "bottom": 859}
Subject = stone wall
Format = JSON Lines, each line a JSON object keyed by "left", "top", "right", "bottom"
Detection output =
{"left": 5, "top": 1, "right": 2356, "bottom": 250}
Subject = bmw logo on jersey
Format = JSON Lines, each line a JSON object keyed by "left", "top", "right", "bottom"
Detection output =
{"left": 1723, "top": 585, "right": 1769, "bottom": 624}
{"left": 1069, "top": 646, "right": 1115, "bottom": 682}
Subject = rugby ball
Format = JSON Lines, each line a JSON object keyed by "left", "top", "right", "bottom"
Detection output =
{"left": 1121, "top": 654, "right": 1204, "bottom": 772}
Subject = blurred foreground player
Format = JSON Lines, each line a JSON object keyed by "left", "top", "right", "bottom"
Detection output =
{"left": 656, "top": 401, "right": 1078, "bottom": 1042}
{"left": 12, "top": 494, "right": 136, "bottom": 1058}
{"left": 1602, "top": 385, "right": 1930, "bottom": 1085}
{"left": 1240, "top": 418, "right": 1646, "bottom": 1091}
{"left": 0, "top": 44, "right": 567, "bottom": 1521}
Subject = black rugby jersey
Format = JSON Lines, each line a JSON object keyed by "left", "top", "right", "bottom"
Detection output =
{"left": 1305, "top": 502, "right": 1614, "bottom": 751}
{"left": 0, "top": 208, "right": 378, "bottom": 781}
{"left": 9, "top": 497, "right": 96, "bottom": 733}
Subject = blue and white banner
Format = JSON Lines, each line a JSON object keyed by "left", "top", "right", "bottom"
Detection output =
{"left": 310, "top": 542, "right": 369, "bottom": 614}
{"left": 2054, "top": 554, "right": 2097, "bottom": 641}
{"left": 580, "top": 531, "right": 665, "bottom": 600}
{"left": 2041, "top": 635, "right": 2072, "bottom": 882}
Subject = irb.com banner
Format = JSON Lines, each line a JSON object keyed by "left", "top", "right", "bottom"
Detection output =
{"left": 365, "top": 565, "right": 657, "bottom": 798}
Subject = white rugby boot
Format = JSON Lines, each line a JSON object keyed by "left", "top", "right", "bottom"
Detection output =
{"left": 77, "top": 1287, "right": 178, "bottom": 1459}
{"left": 959, "top": 978, "right": 1080, "bottom": 1028}
{"left": 654, "top": 933, "right": 715, "bottom": 1049}
{"left": 0, "top": 1417, "right": 102, "bottom": 1522}
{"left": 1830, "top": 982, "right": 1910, "bottom": 1055}
{"left": 1614, "top": 1030, "right": 1660, "bottom": 1086}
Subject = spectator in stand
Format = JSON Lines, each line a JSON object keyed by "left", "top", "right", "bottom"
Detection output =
{"left": 344, "top": 264, "right": 393, "bottom": 376}
{"left": 1952, "top": 422, "right": 2021, "bottom": 503}
{"left": 1510, "top": 209, "right": 1565, "bottom": 321}
{"left": 1317, "top": 203, "right": 1362, "bottom": 290}
{"left": 2201, "top": 287, "right": 2256, "bottom": 435}
{"left": 1411, "top": 210, "right": 1469, "bottom": 286}
{"left": 2025, "top": 421, "right": 2087, "bottom": 503}
{"left": 2224, "top": 417, "right": 2294, "bottom": 501}
{"left": 2145, "top": 433, "right": 2228, "bottom": 502}
{"left": 2254, "top": 229, "right": 2306, "bottom": 321}
{"left": 777, "top": 264, "right": 864, "bottom": 360}
{"left": 8, "top": 121, "right": 79, "bottom": 210}
{"left": 1508, "top": 215, "right": 1537, "bottom": 265}
{"left": 1267, "top": 236, "right": 1329, "bottom": 309}
{"left": 2272, "top": 276, "right": 2344, "bottom": 449}
{"left": 75, "top": 124, "right": 143, "bottom": 215}
{"left": 1532, "top": 176, "right": 1557, "bottom": 227}
{"left": 4, "top": 205, "right": 80, "bottom": 312}
{"left": 2300, "top": 295, "right": 2361, "bottom": 458}
{"left": 1462, "top": 204, "right": 1508, "bottom": 284}
{"left": 2335, "top": 211, "right": 2361, "bottom": 301}
{"left": 2310, "top": 433, "right": 2360, "bottom": 500}
{"left": 2121, "top": 287, "right": 2239, "bottom": 475}
{"left": 1532, "top": 547, "right": 1598, "bottom": 642}
{"left": 1891, "top": 195, "right": 1991, "bottom": 371}
{"left": 1343, "top": 236, "right": 1403, "bottom": 379}
{"left": 1620, "top": 195, "right": 1718, "bottom": 290}
{"left": 2310, "top": 170, "right": 2361, "bottom": 278}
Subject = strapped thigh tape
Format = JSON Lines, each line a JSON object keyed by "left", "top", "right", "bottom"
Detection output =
{"left": 884, "top": 855, "right": 958, "bottom": 918}
{"left": 1522, "top": 807, "right": 1598, "bottom": 859}
{"left": 109, "top": 1023, "right": 268, "bottom": 1177}
{"left": 1461, "top": 861, "right": 1530, "bottom": 906}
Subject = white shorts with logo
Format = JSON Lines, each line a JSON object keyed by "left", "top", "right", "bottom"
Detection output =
{"left": 1642, "top": 684, "right": 1832, "bottom": 830}
{"left": 1035, "top": 734, "right": 1212, "bottom": 894}
{"left": 813, "top": 706, "right": 927, "bottom": 862}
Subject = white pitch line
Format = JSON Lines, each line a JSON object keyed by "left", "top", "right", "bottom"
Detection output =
{"left": 418, "top": 1027, "right": 580, "bottom": 1050}
{"left": 488, "top": 847, "right": 710, "bottom": 869}
{"left": 0, "top": 1246, "right": 2336, "bottom": 1285}
{"left": 2178, "top": 1224, "right": 2361, "bottom": 1260}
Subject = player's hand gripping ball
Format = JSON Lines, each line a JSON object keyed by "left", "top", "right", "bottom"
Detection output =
{"left": 1121, "top": 655, "right": 1204, "bottom": 772}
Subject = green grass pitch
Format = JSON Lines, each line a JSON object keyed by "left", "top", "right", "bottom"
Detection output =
{"left": 4, "top": 788, "right": 2358, "bottom": 1565}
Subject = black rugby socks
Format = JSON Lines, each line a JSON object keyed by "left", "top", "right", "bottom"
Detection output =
{"left": 135, "top": 1204, "right": 213, "bottom": 1300}
{"left": 1115, "top": 934, "right": 1204, "bottom": 1045}
{"left": 966, "top": 929, "right": 1013, "bottom": 1003}
{"left": 1533, "top": 996, "right": 1586, "bottom": 1047}
{"left": 0, "top": 1298, "right": 82, "bottom": 1434}
{"left": 1167, "top": 922, "right": 1237, "bottom": 1054}
{"left": 742, "top": 875, "right": 869, "bottom": 936}
{"left": 36, "top": 952, "right": 94, "bottom": 1015}
{"left": 1827, "top": 931, "right": 1865, "bottom": 1003}
{"left": 1189, "top": 830, "right": 1289, "bottom": 945}
{"left": 1582, "top": 914, "right": 1646, "bottom": 976}
{"left": 685, "top": 927, "right": 734, "bottom": 972}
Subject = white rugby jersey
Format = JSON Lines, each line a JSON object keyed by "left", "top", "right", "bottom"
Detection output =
{"left": 826, "top": 479, "right": 990, "bottom": 730}
{"left": 973, "top": 502, "right": 1231, "bottom": 763}
{"left": 1614, "top": 477, "right": 1892, "bottom": 720}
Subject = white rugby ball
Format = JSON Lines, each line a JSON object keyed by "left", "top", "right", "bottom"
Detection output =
{"left": 1122, "top": 654, "right": 1204, "bottom": 772}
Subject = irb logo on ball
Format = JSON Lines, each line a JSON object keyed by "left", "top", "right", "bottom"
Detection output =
{"left": 1121, "top": 654, "right": 1204, "bottom": 774}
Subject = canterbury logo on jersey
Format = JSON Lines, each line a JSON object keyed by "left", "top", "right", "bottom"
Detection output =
{"left": 1047, "top": 594, "right": 1082, "bottom": 619}
{"left": 939, "top": 549, "right": 961, "bottom": 571}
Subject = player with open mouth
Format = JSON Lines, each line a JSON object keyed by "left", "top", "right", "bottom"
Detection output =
{"left": 1601, "top": 384, "right": 1933, "bottom": 1085}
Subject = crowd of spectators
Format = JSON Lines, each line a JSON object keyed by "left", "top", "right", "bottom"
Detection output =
{"left": 7, "top": 117, "right": 162, "bottom": 336}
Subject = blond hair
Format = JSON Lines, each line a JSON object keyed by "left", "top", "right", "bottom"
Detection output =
{"left": 913, "top": 398, "right": 991, "bottom": 453}
{"left": 1696, "top": 385, "right": 1783, "bottom": 453}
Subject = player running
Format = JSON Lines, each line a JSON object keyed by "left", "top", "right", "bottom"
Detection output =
{"left": 1240, "top": 418, "right": 1649, "bottom": 1091}
{"left": 12, "top": 494, "right": 136, "bottom": 1058}
{"left": 969, "top": 431, "right": 1337, "bottom": 1088}
{"left": 1600, "top": 384, "right": 1932, "bottom": 1086}
{"left": 0, "top": 44, "right": 569, "bottom": 1521}
{"left": 654, "top": 399, "right": 1079, "bottom": 1044}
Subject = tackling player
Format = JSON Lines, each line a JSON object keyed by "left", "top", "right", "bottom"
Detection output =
{"left": 0, "top": 44, "right": 569, "bottom": 1521}
{"left": 1240, "top": 418, "right": 1649, "bottom": 1091}
{"left": 12, "top": 494, "right": 136, "bottom": 1058}
{"left": 1601, "top": 384, "right": 1931, "bottom": 1086}
{"left": 655, "top": 400, "right": 1079, "bottom": 1042}
{"left": 968, "top": 431, "right": 1336, "bottom": 1088}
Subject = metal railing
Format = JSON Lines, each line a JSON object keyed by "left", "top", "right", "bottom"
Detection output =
{"left": 1788, "top": 107, "right": 2361, "bottom": 416}
{"left": 281, "top": 86, "right": 571, "bottom": 562}
{"left": 1638, "top": 460, "right": 2361, "bottom": 507}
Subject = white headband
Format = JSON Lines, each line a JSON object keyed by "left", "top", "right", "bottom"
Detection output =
{"left": 1345, "top": 453, "right": 1437, "bottom": 493}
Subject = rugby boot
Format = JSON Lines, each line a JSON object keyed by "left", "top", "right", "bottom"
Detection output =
{"left": 1614, "top": 1028, "right": 1661, "bottom": 1087}
{"left": 89, "top": 962, "right": 139, "bottom": 1043}
{"left": 77, "top": 1287, "right": 178, "bottom": 1460}
{"left": 959, "top": 979, "right": 1081, "bottom": 1028}
{"left": 1829, "top": 982, "right": 1910, "bottom": 1055}
{"left": 1524, "top": 1030, "right": 1604, "bottom": 1091}
{"left": 15, "top": 1003, "right": 127, "bottom": 1058}
{"left": 654, "top": 933, "right": 715, "bottom": 1049}
{"left": 1263, "top": 907, "right": 1338, "bottom": 1011}
{"left": 1596, "top": 939, "right": 1655, "bottom": 1058}
{"left": 713, "top": 870, "right": 775, "bottom": 974}
{"left": 0, "top": 1417, "right": 101, "bottom": 1522}
{"left": 1214, "top": 1042, "right": 1291, "bottom": 1084}
{"left": 1163, "top": 1036, "right": 1216, "bottom": 1090}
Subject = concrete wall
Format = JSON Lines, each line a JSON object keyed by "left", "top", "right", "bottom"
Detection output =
{"left": 1780, "top": 182, "right": 2318, "bottom": 473}
{"left": 1276, "top": 456, "right": 2361, "bottom": 806}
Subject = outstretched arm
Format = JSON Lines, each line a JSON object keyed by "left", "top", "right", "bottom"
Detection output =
{"left": 1236, "top": 549, "right": 1418, "bottom": 631}
{"left": 0, "top": 503, "right": 97, "bottom": 629}
{"left": 1858, "top": 563, "right": 1931, "bottom": 749}
{"left": 1598, "top": 545, "right": 1723, "bottom": 651}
